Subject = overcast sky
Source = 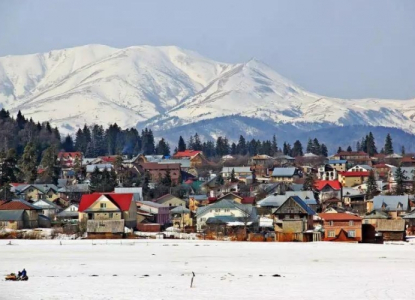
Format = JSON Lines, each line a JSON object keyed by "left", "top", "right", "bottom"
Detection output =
{"left": 1, "top": 0, "right": 414, "bottom": 99}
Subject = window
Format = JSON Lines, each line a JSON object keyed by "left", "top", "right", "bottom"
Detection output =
{"left": 329, "top": 221, "right": 334, "bottom": 226}
{"left": 215, "top": 209, "right": 220, "bottom": 213}
{"left": 109, "top": 213, "right": 113, "bottom": 218}
{"left": 48, "top": 195, "right": 52, "bottom": 198}
{"left": 224, "top": 209, "right": 230, "bottom": 212}
{"left": 349, "top": 220, "right": 354, "bottom": 226}
{"left": 364, "top": 219, "right": 369, "bottom": 224}
{"left": 100, "top": 203, "right": 106, "bottom": 209}
{"left": 348, "top": 230, "right": 356, "bottom": 238}
{"left": 328, "top": 231, "right": 335, "bottom": 238}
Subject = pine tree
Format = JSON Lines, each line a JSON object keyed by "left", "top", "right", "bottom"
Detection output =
{"left": 230, "top": 143, "right": 237, "bottom": 155}
{"left": 271, "top": 135, "right": 278, "bottom": 156}
{"left": 237, "top": 135, "right": 247, "bottom": 155}
{"left": 19, "top": 142, "right": 38, "bottom": 183}
{"left": 215, "top": 174, "right": 224, "bottom": 185}
{"left": 306, "top": 138, "right": 313, "bottom": 153}
{"left": 313, "top": 138, "right": 321, "bottom": 155}
{"left": 178, "top": 136, "right": 186, "bottom": 152}
{"left": 39, "top": 145, "right": 60, "bottom": 184}
{"left": 0, "top": 149, "right": 19, "bottom": 186}
{"left": 161, "top": 169, "right": 172, "bottom": 187}
{"left": 62, "top": 135, "right": 75, "bottom": 152}
{"left": 346, "top": 145, "right": 352, "bottom": 152}
{"left": 384, "top": 133, "right": 393, "bottom": 155}
{"left": 292, "top": 140, "right": 303, "bottom": 157}
{"left": 142, "top": 171, "right": 151, "bottom": 200}
{"left": 193, "top": 133, "right": 202, "bottom": 151}
{"left": 394, "top": 166, "right": 405, "bottom": 195}
{"left": 230, "top": 168, "right": 236, "bottom": 182}
{"left": 337, "top": 147, "right": 343, "bottom": 154}
{"left": 303, "top": 173, "right": 315, "bottom": 191}
{"left": 401, "top": 145, "right": 406, "bottom": 156}
{"left": 156, "top": 138, "right": 170, "bottom": 156}
{"left": 365, "top": 170, "right": 378, "bottom": 199}
{"left": 356, "top": 141, "right": 361, "bottom": 152}
{"left": 320, "top": 144, "right": 328, "bottom": 157}
{"left": 365, "top": 132, "right": 377, "bottom": 156}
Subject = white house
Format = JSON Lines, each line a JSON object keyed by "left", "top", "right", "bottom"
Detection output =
{"left": 56, "top": 204, "right": 79, "bottom": 223}
{"left": 348, "top": 165, "right": 373, "bottom": 172}
{"left": 32, "top": 199, "right": 61, "bottom": 220}
{"left": 195, "top": 199, "right": 257, "bottom": 231}
{"left": 318, "top": 164, "right": 338, "bottom": 181}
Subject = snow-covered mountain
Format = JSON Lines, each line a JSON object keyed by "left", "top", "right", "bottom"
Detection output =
{"left": 1, "top": 44, "right": 415, "bottom": 139}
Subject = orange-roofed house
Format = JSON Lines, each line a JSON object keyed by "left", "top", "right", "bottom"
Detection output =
{"left": 57, "top": 152, "right": 82, "bottom": 167}
{"left": 319, "top": 213, "right": 362, "bottom": 242}
{"left": 78, "top": 193, "right": 137, "bottom": 236}
{"left": 172, "top": 150, "right": 205, "bottom": 167}
{"left": 338, "top": 171, "right": 370, "bottom": 187}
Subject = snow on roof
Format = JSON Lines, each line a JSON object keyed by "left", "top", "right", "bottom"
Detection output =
{"left": 272, "top": 167, "right": 296, "bottom": 177}
{"left": 373, "top": 195, "right": 409, "bottom": 211}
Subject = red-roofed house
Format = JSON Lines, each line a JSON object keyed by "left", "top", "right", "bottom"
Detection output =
{"left": 172, "top": 150, "right": 205, "bottom": 167}
{"left": 141, "top": 163, "right": 181, "bottom": 184}
{"left": 319, "top": 213, "right": 362, "bottom": 242}
{"left": 315, "top": 180, "right": 343, "bottom": 210}
{"left": 57, "top": 152, "right": 82, "bottom": 167}
{"left": 338, "top": 171, "right": 370, "bottom": 187}
{"left": 78, "top": 193, "right": 137, "bottom": 236}
{"left": 0, "top": 199, "right": 41, "bottom": 229}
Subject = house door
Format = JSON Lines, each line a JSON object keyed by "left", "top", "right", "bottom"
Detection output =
{"left": 88, "top": 213, "right": 93, "bottom": 220}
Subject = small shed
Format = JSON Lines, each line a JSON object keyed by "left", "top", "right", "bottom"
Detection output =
{"left": 376, "top": 219, "right": 406, "bottom": 241}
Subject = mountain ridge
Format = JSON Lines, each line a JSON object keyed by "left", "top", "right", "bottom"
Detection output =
{"left": 0, "top": 44, "right": 414, "bottom": 141}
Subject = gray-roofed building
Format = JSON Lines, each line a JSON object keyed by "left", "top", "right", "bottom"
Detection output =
{"left": 170, "top": 206, "right": 192, "bottom": 228}
{"left": 221, "top": 167, "right": 252, "bottom": 179}
{"left": 154, "top": 194, "right": 186, "bottom": 208}
{"left": 114, "top": 187, "right": 143, "bottom": 201}
{"left": 86, "top": 164, "right": 113, "bottom": 173}
{"left": 32, "top": 199, "right": 61, "bottom": 220}
{"left": 256, "top": 195, "right": 287, "bottom": 208}
{"left": 196, "top": 199, "right": 257, "bottom": 231}
{"left": 14, "top": 184, "right": 59, "bottom": 202}
{"left": 0, "top": 210, "right": 25, "bottom": 229}
{"left": 56, "top": 204, "right": 79, "bottom": 223}
{"left": 271, "top": 168, "right": 301, "bottom": 182}
{"left": 273, "top": 196, "right": 316, "bottom": 241}
{"left": 373, "top": 195, "right": 409, "bottom": 218}
{"left": 388, "top": 166, "right": 415, "bottom": 192}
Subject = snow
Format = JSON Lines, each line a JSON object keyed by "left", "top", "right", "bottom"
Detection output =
{"left": 1, "top": 240, "right": 415, "bottom": 300}
{"left": 1, "top": 44, "right": 415, "bottom": 137}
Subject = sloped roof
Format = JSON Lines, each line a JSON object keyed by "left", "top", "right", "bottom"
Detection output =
{"left": 364, "top": 210, "right": 389, "bottom": 219}
{"left": 241, "top": 197, "right": 255, "bottom": 204}
{"left": 257, "top": 195, "right": 287, "bottom": 207}
{"left": 328, "top": 160, "right": 347, "bottom": 164}
{"left": 221, "top": 167, "right": 251, "bottom": 173}
{"left": 403, "top": 210, "right": 415, "bottom": 219}
{"left": 15, "top": 184, "right": 59, "bottom": 194}
{"left": 137, "top": 201, "right": 169, "bottom": 208}
{"left": 272, "top": 167, "right": 296, "bottom": 177}
{"left": 0, "top": 210, "right": 24, "bottom": 221}
{"left": 58, "top": 184, "right": 90, "bottom": 193}
{"left": 376, "top": 219, "right": 405, "bottom": 231}
{"left": 350, "top": 165, "right": 373, "bottom": 170}
{"left": 285, "top": 191, "right": 316, "bottom": 201}
{"left": 339, "top": 171, "right": 370, "bottom": 177}
{"left": 141, "top": 162, "right": 181, "bottom": 170}
{"left": 170, "top": 206, "right": 190, "bottom": 214}
{"left": 336, "top": 151, "right": 369, "bottom": 157}
{"left": 58, "top": 152, "right": 82, "bottom": 159}
{"left": 173, "top": 150, "right": 202, "bottom": 158}
{"left": 155, "top": 194, "right": 184, "bottom": 204}
{"left": 32, "top": 199, "right": 61, "bottom": 209}
{"left": 373, "top": 195, "right": 409, "bottom": 211}
{"left": 315, "top": 180, "right": 342, "bottom": 191}
{"left": 79, "top": 193, "right": 134, "bottom": 212}
{"left": 289, "top": 196, "right": 316, "bottom": 215}
{"left": 0, "top": 199, "right": 41, "bottom": 211}
{"left": 86, "top": 164, "right": 113, "bottom": 173}
{"left": 319, "top": 213, "right": 362, "bottom": 221}
{"left": 196, "top": 199, "right": 254, "bottom": 216}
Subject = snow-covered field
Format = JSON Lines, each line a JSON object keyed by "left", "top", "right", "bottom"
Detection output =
{"left": 1, "top": 240, "right": 414, "bottom": 300}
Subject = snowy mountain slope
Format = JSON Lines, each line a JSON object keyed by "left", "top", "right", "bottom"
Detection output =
{"left": 0, "top": 44, "right": 230, "bottom": 133}
{"left": 143, "top": 59, "right": 415, "bottom": 134}
{"left": 0, "top": 44, "right": 415, "bottom": 138}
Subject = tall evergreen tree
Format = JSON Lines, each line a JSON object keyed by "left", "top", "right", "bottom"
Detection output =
{"left": 394, "top": 166, "right": 405, "bottom": 195}
{"left": 62, "top": 135, "right": 75, "bottom": 152}
{"left": 38, "top": 145, "right": 60, "bottom": 184}
{"left": 401, "top": 145, "right": 406, "bottom": 156}
{"left": 365, "top": 132, "right": 377, "bottom": 156}
{"left": 177, "top": 136, "right": 186, "bottom": 152}
{"left": 230, "top": 143, "right": 237, "bottom": 155}
{"left": 313, "top": 138, "right": 321, "bottom": 155}
{"left": 346, "top": 145, "right": 352, "bottom": 152}
{"left": 19, "top": 142, "right": 38, "bottom": 183}
{"left": 193, "top": 133, "right": 202, "bottom": 151}
{"left": 291, "top": 140, "right": 303, "bottom": 157}
{"left": 337, "top": 147, "right": 343, "bottom": 154}
{"left": 271, "top": 135, "right": 278, "bottom": 156}
{"left": 306, "top": 139, "right": 313, "bottom": 153}
{"left": 0, "top": 149, "right": 19, "bottom": 186}
{"left": 156, "top": 138, "right": 170, "bottom": 156}
{"left": 384, "top": 133, "right": 393, "bottom": 155}
{"left": 237, "top": 135, "right": 247, "bottom": 155}
{"left": 365, "top": 170, "right": 378, "bottom": 199}
{"left": 303, "top": 173, "right": 315, "bottom": 191}
{"left": 320, "top": 144, "right": 328, "bottom": 157}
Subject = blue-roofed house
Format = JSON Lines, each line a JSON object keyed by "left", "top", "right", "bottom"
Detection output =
{"left": 273, "top": 196, "right": 316, "bottom": 241}
{"left": 271, "top": 167, "right": 302, "bottom": 183}
{"left": 372, "top": 195, "right": 409, "bottom": 219}
{"left": 285, "top": 191, "right": 319, "bottom": 212}
{"left": 328, "top": 160, "right": 347, "bottom": 172}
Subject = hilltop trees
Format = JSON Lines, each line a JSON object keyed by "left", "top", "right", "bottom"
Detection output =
{"left": 384, "top": 133, "right": 394, "bottom": 155}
